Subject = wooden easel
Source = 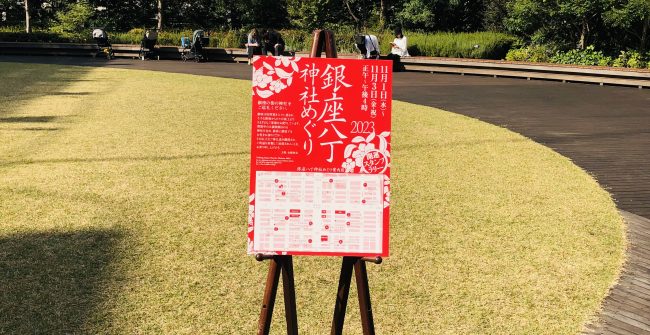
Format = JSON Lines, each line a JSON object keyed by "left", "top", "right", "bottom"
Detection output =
{"left": 331, "top": 256, "right": 383, "bottom": 335}
{"left": 256, "top": 254, "right": 382, "bottom": 335}
{"left": 255, "top": 31, "right": 382, "bottom": 335}
{"left": 256, "top": 254, "right": 298, "bottom": 335}
{"left": 310, "top": 29, "right": 338, "bottom": 58}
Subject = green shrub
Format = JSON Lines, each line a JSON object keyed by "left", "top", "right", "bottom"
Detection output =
{"left": 611, "top": 50, "right": 649, "bottom": 68}
{"left": 0, "top": 27, "right": 515, "bottom": 59}
{"left": 505, "top": 45, "right": 553, "bottom": 62}
{"left": 0, "top": 27, "right": 82, "bottom": 43}
{"left": 612, "top": 51, "right": 627, "bottom": 67}
{"left": 50, "top": 1, "right": 93, "bottom": 37}
{"left": 505, "top": 47, "right": 528, "bottom": 61}
{"left": 402, "top": 32, "right": 516, "bottom": 59}
{"left": 626, "top": 51, "right": 645, "bottom": 69}
{"left": 551, "top": 46, "right": 612, "bottom": 66}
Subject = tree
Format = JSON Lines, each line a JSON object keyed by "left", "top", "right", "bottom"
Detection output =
{"left": 395, "top": 0, "right": 484, "bottom": 32}
{"left": 287, "top": 0, "right": 352, "bottom": 31}
{"left": 379, "top": 0, "right": 388, "bottom": 28}
{"left": 395, "top": 0, "right": 436, "bottom": 30}
{"left": 51, "top": 0, "right": 94, "bottom": 35}
{"left": 483, "top": 0, "right": 508, "bottom": 31}
{"left": 24, "top": 0, "right": 30, "bottom": 33}
{"left": 605, "top": 0, "right": 650, "bottom": 51}
{"left": 505, "top": 0, "right": 614, "bottom": 49}
{"left": 157, "top": 0, "right": 162, "bottom": 30}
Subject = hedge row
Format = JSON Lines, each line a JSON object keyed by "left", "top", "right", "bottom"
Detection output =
{"left": 0, "top": 27, "right": 516, "bottom": 59}
{"left": 506, "top": 45, "right": 650, "bottom": 69}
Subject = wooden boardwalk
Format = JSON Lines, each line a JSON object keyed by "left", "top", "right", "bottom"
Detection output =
{"left": 1, "top": 56, "right": 649, "bottom": 334}
{"left": 393, "top": 72, "right": 650, "bottom": 335}
{"left": 391, "top": 72, "right": 650, "bottom": 219}
{"left": 584, "top": 211, "right": 650, "bottom": 335}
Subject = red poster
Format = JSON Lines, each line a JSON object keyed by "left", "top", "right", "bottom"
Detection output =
{"left": 248, "top": 56, "right": 392, "bottom": 257}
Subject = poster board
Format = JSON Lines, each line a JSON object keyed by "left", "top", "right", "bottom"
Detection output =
{"left": 248, "top": 56, "right": 392, "bottom": 257}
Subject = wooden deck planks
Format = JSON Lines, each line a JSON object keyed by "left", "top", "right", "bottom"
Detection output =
{"left": 585, "top": 212, "right": 650, "bottom": 335}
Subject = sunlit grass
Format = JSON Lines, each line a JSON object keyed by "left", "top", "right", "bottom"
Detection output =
{"left": 0, "top": 62, "right": 625, "bottom": 334}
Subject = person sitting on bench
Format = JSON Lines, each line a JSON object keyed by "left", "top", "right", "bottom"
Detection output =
{"left": 246, "top": 28, "right": 262, "bottom": 64}
{"left": 262, "top": 29, "right": 285, "bottom": 56}
{"left": 390, "top": 28, "right": 410, "bottom": 58}
{"left": 387, "top": 28, "right": 409, "bottom": 71}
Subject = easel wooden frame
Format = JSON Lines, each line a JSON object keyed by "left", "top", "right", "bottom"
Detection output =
{"left": 255, "top": 254, "right": 382, "bottom": 335}
{"left": 255, "top": 30, "right": 382, "bottom": 335}
{"left": 256, "top": 254, "right": 298, "bottom": 335}
{"left": 310, "top": 29, "right": 338, "bottom": 58}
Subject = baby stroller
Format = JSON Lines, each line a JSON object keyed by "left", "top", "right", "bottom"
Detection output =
{"left": 92, "top": 28, "right": 114, "bottom": 60}
{"left": 139, "top": 28, "right": 159, "bottom": 60}
{"left": 181, "top": 30, "right": 209, "bottom": 62}
{"left": 355, "top": 35, "right": 380, "bottom": 60}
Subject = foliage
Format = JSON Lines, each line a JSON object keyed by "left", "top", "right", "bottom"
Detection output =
{"left": 0, "top": 26, "right": 516, "bottom": 58}
{"left": 550, "top": 45, "right": 614, "bottom": 66}
{"left": 2, "top": 0, "right": 650, "bottom": 62}
{"left": 395, "top": 0, "right": 485, "bottom": 32}
{"left": 505, "top": 45, "right": 554, "bottom": 63}
{"left": 396, "top": 0, "right": 435, "bottom": 30}
{"left": 402, "top": 31, "right": 516, "bottom": 59}
{"left": 505, "top": 44, "right": 650, "bottom": 68}
{"left": 483, "top": 0, "right": 509, "bottom": 31}
{"left": 0, "top": 0, "right": 57, "bottom": 29}
{"left": 603, "top": 0, "right": 650, "bottom": 51}
{"left": 610, "top": 49, "right": 649, "bottom": 68}
{"left": 505, "top": 0, "right": 618, "bottom": 51}
{"left": 50, "top": 1, "right": 94, "bottom": 36}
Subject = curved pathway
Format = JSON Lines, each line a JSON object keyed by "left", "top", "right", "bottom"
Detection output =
{"left": 2, "top": 55, "right": 649, "bottom": 334}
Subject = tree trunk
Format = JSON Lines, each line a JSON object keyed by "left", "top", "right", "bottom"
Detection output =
{"left": 157, "top": 0, "right": 163, "bottom": 31}
{"left": 379, "top": 0, "right": 387, "bottom": 28}
{"left": 641, "top": 15, "right": 650, "bottom": 52}
{"left": 344, "top": 0, "right": 360, "bottom": 30}
{"left": 578, "top": 18, "right": 587, "bottom": 49}
{"left": 24, "top": 0, "right": 31, "bottom": 33}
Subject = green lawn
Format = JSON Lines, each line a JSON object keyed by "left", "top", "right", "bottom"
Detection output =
{"left": 0, "top": 62, "right": 625, "bottom": 334}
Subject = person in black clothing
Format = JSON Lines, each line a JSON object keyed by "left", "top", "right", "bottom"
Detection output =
{"left": 261, "top": 29, "right": 285, "bottom": 56}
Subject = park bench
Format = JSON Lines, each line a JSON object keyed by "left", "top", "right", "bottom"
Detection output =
{"left": 399, "top": 57, "right": 650, "bottom": 88}
{"left": 0, "top": 42, "right": 250, "bottom": 62}
{"left": 0, "top": 42, "right": 99, "bottom": 57}
{"left": 2, "top": 41, "right": 650, "bottom": 88}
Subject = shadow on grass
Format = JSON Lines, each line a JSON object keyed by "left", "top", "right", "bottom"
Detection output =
{"left": 0, "top": 63, "right": 94, "bottom": 115}
{"left": 0, "top": 116, "right": 59, "bottom": 123}
{"left": 46, "top": 91, "right": 94, "bottom": 96}
{"left": 17, "top": 127, "right": 61, "bottom": 131}
{"left": 0, "top": 229, "right": 122, "bottom": 334}
{"left": 0, "top": 151, "right": 248, "bottom": 167}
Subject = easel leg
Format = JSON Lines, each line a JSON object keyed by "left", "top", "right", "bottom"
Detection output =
{"left": 331, "top": 256, "right": 358, "bottom": 335}
{"left": 281, "top": 256, "right": 299, "bottom": 335}
{"left": 257, "top": 257, "right": 281, "bottom": 335}
{"left": 354, "top": 261, "right": 375, "bottom": 335}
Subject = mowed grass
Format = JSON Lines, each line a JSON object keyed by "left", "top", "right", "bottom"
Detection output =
{"left": 0, "top": 62, "right": 625, "bottom": 334}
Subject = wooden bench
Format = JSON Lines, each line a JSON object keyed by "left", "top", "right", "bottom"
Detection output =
{"left": 2, "top": 42, "right": 649, "bottom": 88}
{"left": 0, "top": 42, "right": 99, "bottom": 57}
